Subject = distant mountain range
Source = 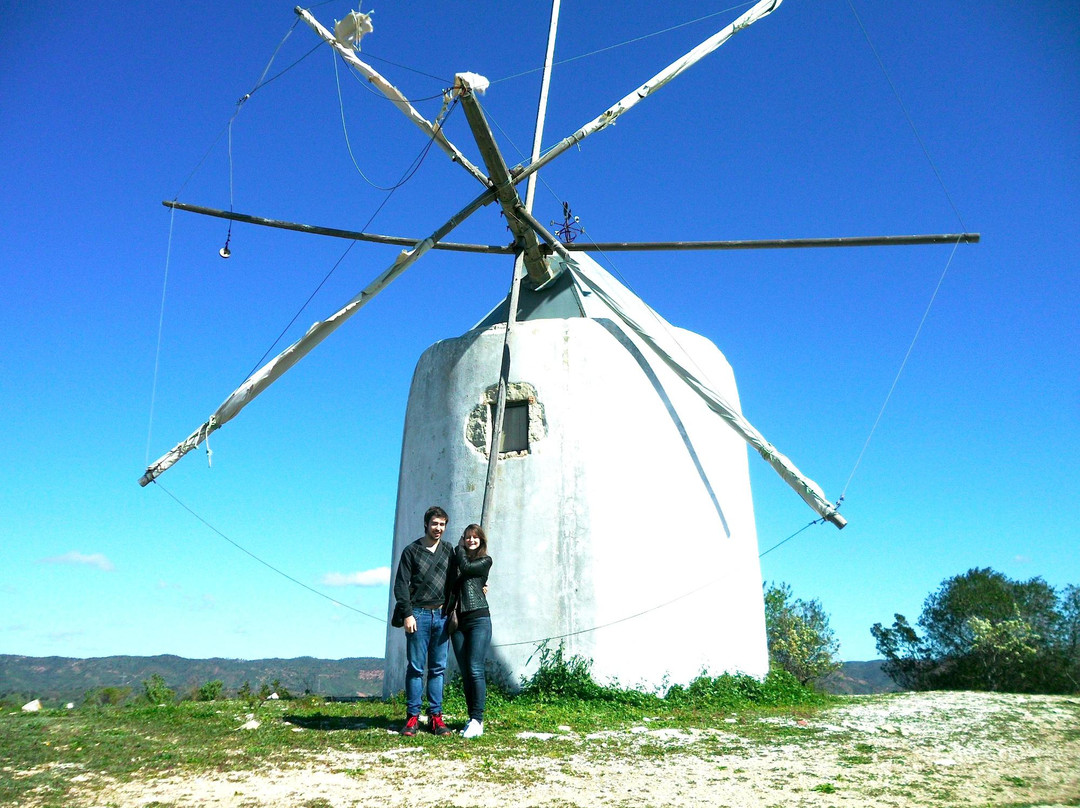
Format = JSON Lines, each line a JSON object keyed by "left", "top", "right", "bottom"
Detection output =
{"left": 0, "top": 655, "right": 897, "bottom": 705}
{"left": 0, "top": 654, "right": 384, "bottom": 704}
{"left": 819, "top": 660, "right": 900, "bottom": 695}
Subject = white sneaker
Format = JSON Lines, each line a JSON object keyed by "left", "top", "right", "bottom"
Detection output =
{"left": 461, "top": 719, "right": 484, "bottom": 738}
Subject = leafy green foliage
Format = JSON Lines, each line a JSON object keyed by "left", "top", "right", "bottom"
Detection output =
{"left": 141, "top": 673, "right": 175, "bottom": 705}
{"left": 764, "top": 582, "right": 842, "bottom": 685}
{"left": 192, "top": 680, "right": 224, "bottom": 702}
{"left": 83, "top": 686, "right": 132, "bottom": 707}
{"left": 872, "top": 568, "right": 1080, "bottom": 693}
{"left": 519, "top": 644, "right": 642, "bottom": 703}
{"left": 517, "top": 642, "right": 828, "bottom": 718}
{"left": 666, "top": 669, "right": 829, "bottom": 710}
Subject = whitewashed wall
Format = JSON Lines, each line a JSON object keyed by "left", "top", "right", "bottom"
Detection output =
{"left": 383, "top": 313, "right": 768, "bottom": 696}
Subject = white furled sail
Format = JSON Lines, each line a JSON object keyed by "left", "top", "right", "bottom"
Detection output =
{"left": 296, "top": 7, "right": 489, "bottom": 187}
{"left": 333, "top": 9, "right": 373, "bottom": 50}
{"left": 568, "top": 254, "right": 845, "bottom": 528}
{"left": 139, "top": 188, "right": 496, "bottom": 486}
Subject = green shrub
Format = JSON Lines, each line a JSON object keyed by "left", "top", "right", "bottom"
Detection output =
{"left": 517, "top": 643, "right": 657, "bottom": 708}
{"left": 84, "top": 686, "right": 132, "bottom": 707}
{"left": 193, "top": 680, "right": 224, "bottom": 702}
{"left": 665, "top": 669, "right": 828, "bottom": 710}
{"left": 141, "top": 673, "right": 175, "bottom": 705}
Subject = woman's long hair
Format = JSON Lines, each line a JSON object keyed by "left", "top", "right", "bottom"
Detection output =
{"left": 461, "top": 523, "right": 488, "bottom": 559}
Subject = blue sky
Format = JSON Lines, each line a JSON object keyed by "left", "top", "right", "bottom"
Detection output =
{"left": 1, "top": 0, "right": 1077, "bottom": 668}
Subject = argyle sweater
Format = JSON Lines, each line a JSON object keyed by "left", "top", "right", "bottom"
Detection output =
{"left": 393, "top": 538, "right": 456, "bottom": 618}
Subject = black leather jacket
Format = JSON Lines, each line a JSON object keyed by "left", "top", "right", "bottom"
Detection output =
{"left": 454, "top": 545, "right": 492, "bottom": 614}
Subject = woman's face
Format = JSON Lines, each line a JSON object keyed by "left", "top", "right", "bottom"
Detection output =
{"left": 462, "top": 532, "right": 481, "bottom": 552}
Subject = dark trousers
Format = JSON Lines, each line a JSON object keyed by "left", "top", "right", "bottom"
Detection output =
{"left": 451, "top": 612, "right": 492, "bottom": 722}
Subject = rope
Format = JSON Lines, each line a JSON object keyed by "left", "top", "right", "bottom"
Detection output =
{"left": 834, "top": 1, "right": 971, "bottom": 495}
{"left": 840, "top": 236, "right": 962, "bottom": 498}
{"left": 243, "top": 100, "right": 456, "bottom": 378}
{"left": 153, "top": 482, "right": 385, "bottom": 623}
{"left": 153, "top": 472, "right": 824, "bottom": 643}
{"left": 344, "top": 54, "right": 450, "bottom": 93}
{"left": 490, "top": 2, "right": 756, "bottom": 85}
{"left": 845, "top": 0, "right": 966, "bottom": 232}
{"left": 169, "top": 23, "right": 315, "bottom": 204}
{"left": 334, "top": 47, "right": 444, "bottom": 190}
{"left": 145, "top": 205, "right": 178, "bottom": 467}
{"left": 491, "top": 519, "right": 822, "bottom": 649}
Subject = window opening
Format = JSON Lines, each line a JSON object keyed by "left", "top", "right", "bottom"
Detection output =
{"left": 494, "top": 400, "right": 529, "bottom": 453}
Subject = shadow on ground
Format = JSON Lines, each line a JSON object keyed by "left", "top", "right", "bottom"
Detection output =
{"left": 283, "top": 714, "right": 397, "bottom": 731}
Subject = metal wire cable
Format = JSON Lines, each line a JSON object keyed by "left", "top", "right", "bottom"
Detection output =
{"left": 145, "top": 205, "right": 178, "bottom": 467}
{"left": 242, "top": 100, "right": 455, "bottom": 379}
{"left": 840, "top": 236, "right": 963, "bottom": 499}
{"left": 154, "top": 473, "right": 823, "bottom": 642}
{"left": 154, "top": 482, "right": 386, "bottom": 623}
{"left": 490, "top": 2, "right": 756, "bottom": 85}
{"left": 491, "top": 518, "right": 824, "bottom": 649}
{"left": 846, "top": 0, "right": 967, "bottom": 232}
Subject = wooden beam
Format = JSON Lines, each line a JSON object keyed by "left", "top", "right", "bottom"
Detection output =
{"left": 457, "top": 86, "right": 557, "bottom": 286}
{"left": 162, "top": 200, "right": 512, "bottom": 253}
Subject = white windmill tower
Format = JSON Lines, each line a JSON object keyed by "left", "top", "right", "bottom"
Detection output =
{"left": 141, "top": 0, "right": 976, "bottom": 690}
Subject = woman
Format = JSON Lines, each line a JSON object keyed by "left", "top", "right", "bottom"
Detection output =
{"left": 450, "top": 523, "right": 492, "bottom": 738}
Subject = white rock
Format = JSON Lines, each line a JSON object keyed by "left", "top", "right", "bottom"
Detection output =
{"left": 65, "top": 703, "right": 75, "bottom": 710}
{"left": 517, "top": 731, "right": 556, "bottom": 740}
{"left": 239, "top": 719, "right": 260, "bottom": 730}
{"left": 22, "top": 699, "right": 41, "bottom": 712}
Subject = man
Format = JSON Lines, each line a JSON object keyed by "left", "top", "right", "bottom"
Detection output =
{"left": 392, "top": 505, "right": 456, "bottom": 736}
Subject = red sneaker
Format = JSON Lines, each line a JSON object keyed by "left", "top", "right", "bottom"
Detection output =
{"left": 401, "top": 714, "right": 419, "bottom": 736}
{"left": 430, "top": 714, "right": 452, "bottom": 736}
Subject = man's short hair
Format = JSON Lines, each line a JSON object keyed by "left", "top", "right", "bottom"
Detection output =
{"left": 424, "top": 505, "right": 448, "bottom": 527}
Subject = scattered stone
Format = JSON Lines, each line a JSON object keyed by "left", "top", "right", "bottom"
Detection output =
{"left": 21, "top": 700, "right": 41, "bottom": 712}
{"left": 517, "top": 731, "right": 557, "bottom": 740}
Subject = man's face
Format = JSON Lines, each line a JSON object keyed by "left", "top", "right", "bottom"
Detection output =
{"left": 426, "top": 517, "right": 447, "bottom": 541}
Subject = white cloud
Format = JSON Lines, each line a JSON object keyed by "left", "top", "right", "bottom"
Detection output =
{"left": 321, "top": 567, "right": 391, "bottom": 587}
{"left": 39, "top": 551, "right": 114, "bottom": 571}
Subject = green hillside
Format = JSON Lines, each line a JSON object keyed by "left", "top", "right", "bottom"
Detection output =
{"left": 0, "top": 654, "right": 383, "bottom": 704}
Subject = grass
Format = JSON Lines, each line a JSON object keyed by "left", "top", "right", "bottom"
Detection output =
{"left": 0, "top": 660, "right": 834, "bottom": 807}
{"left": 4, "top": 656, "right": 1078, "bottom": 807}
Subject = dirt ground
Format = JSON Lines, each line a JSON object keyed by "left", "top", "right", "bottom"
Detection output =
{"left": 86, "top": 691, "right": 1080, "bottom": 807}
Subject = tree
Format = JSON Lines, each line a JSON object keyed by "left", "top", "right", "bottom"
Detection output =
{"left": 872, "top": 567, "right": 1079, "bottom": 693}
{"left": 764, "top": 582, "right": 841, "bottom": 685}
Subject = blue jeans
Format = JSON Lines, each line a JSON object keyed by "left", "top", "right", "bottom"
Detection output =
{"left": 405, "top": 607, "right": 449, "bottom": 716}
{"left": 451, "top": 613, "right": 492, "bottom": 722}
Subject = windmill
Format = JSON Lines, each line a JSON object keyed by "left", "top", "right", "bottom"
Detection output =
{"left": 141, "top": 0, "right": 978, "bottom": 689}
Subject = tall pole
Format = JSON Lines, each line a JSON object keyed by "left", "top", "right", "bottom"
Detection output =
{"left": 480, "top": 1, "right": 562, "bottom": 535}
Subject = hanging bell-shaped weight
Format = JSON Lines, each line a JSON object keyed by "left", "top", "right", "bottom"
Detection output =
{"left": 219, "top": 246, "right": 231, "bottom": 259}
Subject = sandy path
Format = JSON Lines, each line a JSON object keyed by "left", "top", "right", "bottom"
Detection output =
{"left": 84, "top": 691, "right": 1080, "bottom": 807}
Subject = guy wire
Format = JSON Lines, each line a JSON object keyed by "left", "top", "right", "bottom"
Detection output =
{"left": 154, "top": 482, "right": 385, "bottom": 624}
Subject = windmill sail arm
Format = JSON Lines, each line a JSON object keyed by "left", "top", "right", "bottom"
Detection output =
{"left": 295, "top": 7, "right": 489, "bottom": 187}
{"left": 140, "top": 251, "right": 415, "bottom": 486}
{"left": 517, "top": 0, "right": 783, "bottom": 183}
{"left": 140, "top": 187, "right": 497, "bottom": 487}
{"left": 568, "top": 261, "right": 846, "bottom": 529}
